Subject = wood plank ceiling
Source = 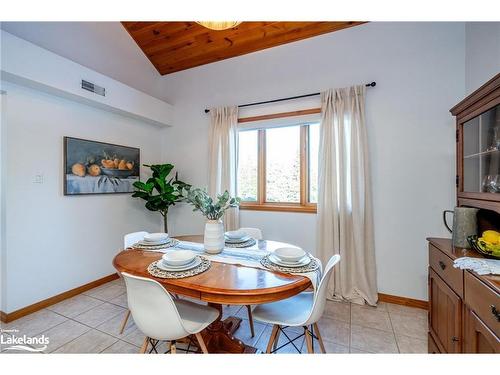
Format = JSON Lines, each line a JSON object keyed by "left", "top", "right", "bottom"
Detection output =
{"left": 122, "top": 22, "right": 365, "bottom": 75}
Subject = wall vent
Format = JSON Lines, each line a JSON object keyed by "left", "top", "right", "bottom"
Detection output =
{"left": 81, "top": 80, "right": 106, "bottom": 96}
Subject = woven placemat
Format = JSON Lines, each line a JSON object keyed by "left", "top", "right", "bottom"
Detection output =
{"left": 147, "top": 256, "right": 211, "bottom": 279}
{"left": 224, "top": 238, "right": 257, "bottom": 248}
{"left": 260, "top": 254, "right": 320, "bottom": 274}
{"left": 131, "top": 238, "right": 180, "bottom": 251}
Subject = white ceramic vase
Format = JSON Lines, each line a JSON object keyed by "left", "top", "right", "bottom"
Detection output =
{"left": 204, "top": 219, "right": 225, "bottom": 254}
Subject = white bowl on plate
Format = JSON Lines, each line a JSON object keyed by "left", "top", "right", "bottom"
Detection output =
{"left": 274, "top": 247, "right": 306, "bottom": 263}
{"left": 144, "top": 233, "right": 169, "bottom": 242}
{"left": 225, "top": 230, "right": 246, "bottom": 240}
{"left": 162, "top": 250, "right": 196, "bottom": 267}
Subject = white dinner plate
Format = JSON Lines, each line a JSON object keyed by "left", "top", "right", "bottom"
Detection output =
{"left": 156, "top": 257, "right": 201, "bottom": 272}
{"left": 144, "top": 233, "right": 169, "bottom": 242}
{"left": 224, "top": 235, "right": 251, "bottom": 244}
{"left": 268, "top": 253, "right": 311, "bottom": 268}
{"left": 225, "top": 230, "right": 247, "bottom": 240}
{"left": 137, "top": 238, "right": 171, "bottom": 246}
{"left": 162, "top": 250, "right": 196, "bottom": 267}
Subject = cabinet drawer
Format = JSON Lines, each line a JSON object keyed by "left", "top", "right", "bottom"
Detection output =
{"left": 465, "top": 271, "right": 500, "bottom": 337}
{"left": 429, "top": 244, "right": 464, "bottom": 297}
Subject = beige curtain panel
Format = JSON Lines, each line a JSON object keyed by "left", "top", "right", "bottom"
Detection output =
{"left": 208, "top": 106, "right": 239, "bottom": 231}
{"left": 316, "top": 85, "right": 378, "bottom": 306}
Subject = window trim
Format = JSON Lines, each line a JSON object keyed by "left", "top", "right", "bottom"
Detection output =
{"left": 237, "top": 110, "right": 320, "bottom": 214}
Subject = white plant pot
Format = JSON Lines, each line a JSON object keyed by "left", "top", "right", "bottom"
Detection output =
{"left": 204, "top": 220, "right": 225, "bottom": 254}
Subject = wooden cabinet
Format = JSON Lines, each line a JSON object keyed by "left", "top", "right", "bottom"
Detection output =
{"left": 464, "top": 271, "right": 500, "bottom": 338}
{"left": 464, "top": 306, "right": 500, "bottom": 353}
{"left": 451, "top": 73, "right": 500, "bottom": 213}
{"left": 429, "top": 244, "right": 464, "bottom": 297}
{"left": 428, "top": 333, "right": 441, "bottom": 353}
{"left": 428, "top": 74, "right": 500, "bottom": 354}
{"left": 428, "top": 267, "right": 462, "bottom": 353}
{"left": 427, "top": 238, "right": 500, "bottom": 353}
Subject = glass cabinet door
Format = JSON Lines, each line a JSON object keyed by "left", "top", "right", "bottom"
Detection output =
{"left": 462, "top": 104, "right": 500, "bottom": 194}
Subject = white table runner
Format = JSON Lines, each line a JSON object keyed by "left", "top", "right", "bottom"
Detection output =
{"left": 162, "top": 240, "right": 323, "bottom": 289}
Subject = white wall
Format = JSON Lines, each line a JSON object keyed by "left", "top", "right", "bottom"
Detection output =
{"left": 1, "top": 81, "right": 164, "bottom": 312}
{"left": 465, "top": 22, "right": 500, "bottom": 95}
{"left": 1, "top": 91, "right": 6, "bottom": 312}
{"left": 1, "top": 30, "right": 174, "bottom": 127}
{"left": 161, "top": 22, "right": 465, "bottom": 301}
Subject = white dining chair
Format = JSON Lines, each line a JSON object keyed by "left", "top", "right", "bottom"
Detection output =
{"left": 122, "top": 272, "right": 219, "bottom": 354}
{"left": 252, "top": 254, "right": 341, "bottom": 353}
{"left": 118, "top": 231, "right": 148, "bottom": 334}
{"left": 239, "top": 227, "right": 263, "bottom": 240}
{"left": 124, "top": 231, "right": 149, "bottom": 249}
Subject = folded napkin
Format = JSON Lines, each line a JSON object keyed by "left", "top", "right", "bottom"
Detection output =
{"left": 453, "top": 257, "right": 500, "bottom": 275}
{"left": 175, "top": 241, "right": 323, "bottom": 290}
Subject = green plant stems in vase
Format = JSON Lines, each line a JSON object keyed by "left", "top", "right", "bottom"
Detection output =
{"left": 186, "top": 189, "right": 241, "bottom": 254}
{"left": 132, "top": 164, "right": 191, "bottom": 233}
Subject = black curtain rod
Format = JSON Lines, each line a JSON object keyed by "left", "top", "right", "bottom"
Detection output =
{"left": 204, "top": 81, "right": 376, "bottom": 113}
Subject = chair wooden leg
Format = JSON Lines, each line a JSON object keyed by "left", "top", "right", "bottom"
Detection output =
{"left": 194, "top": 332, "right": 209, "bottom": 354}
{"left": 119, "top": 310, "right": 131, "bottom": 334}
{"left": 139, "top": 337, "right": 149, "bottom": 354}
{"left": 273, "top": 328, "right": 281, "bottom": 351}
{"left": 266, "top": 325, "right": 280, "bottom": 353}
{"left": 246, "top": 305, "right": 255, "bottom": 338}
{"left": 313, "top": 323, "right": 326, "bottom": 354}
{"left": 304, "top": 327, "right": 314, "bottom": 353}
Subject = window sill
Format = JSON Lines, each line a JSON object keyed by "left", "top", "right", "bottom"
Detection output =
{"left": 240, "top": 203, "right": 317, "bottom": 214}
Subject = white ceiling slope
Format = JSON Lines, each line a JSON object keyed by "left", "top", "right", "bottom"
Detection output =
{"left": 0, "top": 22, "right": 170, "bottom": 102}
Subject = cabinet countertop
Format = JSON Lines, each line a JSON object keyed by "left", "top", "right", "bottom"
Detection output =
{"left": 427, "top": 237, "right": 500, "bottom": 293}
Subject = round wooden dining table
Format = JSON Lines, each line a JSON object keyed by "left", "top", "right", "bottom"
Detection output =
{"left": 113, "top": 235, "right": 312, "bottom": 353}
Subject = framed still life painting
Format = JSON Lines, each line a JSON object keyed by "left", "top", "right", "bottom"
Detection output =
{"left": 64, "top": 137, "right": 140, "bottom": 195}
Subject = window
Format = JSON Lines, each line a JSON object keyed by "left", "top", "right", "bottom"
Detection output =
{"left": 266, "top": 126, "right": 301, "bottom": 203}
{"left": 237, "top": 121, "right": 320, "bottom": 213}
{"left": 308, "top": 123, "right": 319, "bottom": 203}
{"left": 237, "top": 130, "right": 258, "bottom": 202}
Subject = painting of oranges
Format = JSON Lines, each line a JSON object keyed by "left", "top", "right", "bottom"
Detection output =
{"left": 64, "top": 137, "right": 140, "bottom": 195}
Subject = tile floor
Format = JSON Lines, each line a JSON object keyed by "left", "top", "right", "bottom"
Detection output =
{"left": 0, "top": 278, "right": 428, "bottom": 354}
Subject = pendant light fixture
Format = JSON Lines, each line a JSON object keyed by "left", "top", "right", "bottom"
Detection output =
{"left": 196, "top": 21, "right": 242, "bottom": 30}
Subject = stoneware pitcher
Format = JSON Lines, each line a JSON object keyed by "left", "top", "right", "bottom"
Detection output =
{"left": 443, "top": 207, "right": 479, "bottom": 248}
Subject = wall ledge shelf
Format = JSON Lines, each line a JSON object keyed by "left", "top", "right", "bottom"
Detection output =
{"left": 1, "top": 30, "right": 173, "bottom": 127}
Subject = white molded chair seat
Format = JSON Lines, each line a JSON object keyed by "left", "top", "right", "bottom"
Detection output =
{"left": 173, "top": 299, "right": 219, "bottom": 334}
{"left": 118, "top": 231, "right": 149, "bottom": 335}
{"left": 239, "top": 227, "right": 263, "bottom": 240}
{"left": 252, "top": 254, "right": 341, "bottom": 353}
{"left": 122, "top": 272, "right": 218, "bottom": 353}
{"left": 252, "top": 292, "right": 313, "bottom": 326}
{"left": 124, "top": 231, "right": 149, "bottom": 248}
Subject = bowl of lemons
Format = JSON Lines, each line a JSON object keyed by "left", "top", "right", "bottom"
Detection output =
{"left": 467, "top": 230, "right": 500, "bottom": 259}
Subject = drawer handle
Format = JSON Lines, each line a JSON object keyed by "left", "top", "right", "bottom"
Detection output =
{"left": 451, "top": 336, "right": 459, "bottom": 342}
{"left": 491, "top": 305, "right": 500, "bottom": 322}
{"left": 438, "top": 261, "right": 446, "bottom": 270}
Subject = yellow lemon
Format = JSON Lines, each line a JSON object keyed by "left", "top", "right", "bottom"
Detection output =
{"left": 482, "top": 230, "right": 500, "bottom": 244}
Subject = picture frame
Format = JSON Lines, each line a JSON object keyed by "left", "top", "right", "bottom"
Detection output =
{"left": 63, "top": 136, "right": 140, "bottom": 195}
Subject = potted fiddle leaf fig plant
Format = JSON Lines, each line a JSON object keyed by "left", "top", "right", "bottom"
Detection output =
{"left": 186, "top": 188, "right": 241, "bottom": 254}
{"left": 132, "top": 164, "right": 191, "bottom": 233}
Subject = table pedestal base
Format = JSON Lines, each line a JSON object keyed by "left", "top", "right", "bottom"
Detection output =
{"left": 200, "top": 304, "right": 257, "bottom": 353}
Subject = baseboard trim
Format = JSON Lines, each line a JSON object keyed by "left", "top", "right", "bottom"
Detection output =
{"left": 378, "top": 293, "right": 428, "bottom": 310}
{"left": 0, "top": 275, "right": 428, "bottom": 322}
{"left": 0, "top": 273, "right": 119, "bottom": 323}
